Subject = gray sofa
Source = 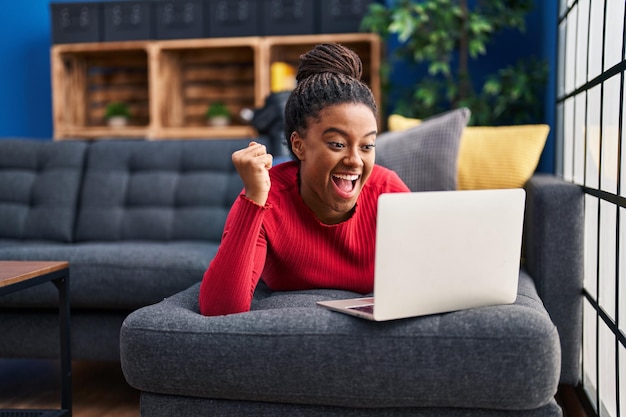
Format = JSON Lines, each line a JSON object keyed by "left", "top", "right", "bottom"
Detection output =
{"left": 0, "top": 133, "right": 583, "bottom": 416}
{"left": 0, "top": 138, "right": 258, "bottom": 360}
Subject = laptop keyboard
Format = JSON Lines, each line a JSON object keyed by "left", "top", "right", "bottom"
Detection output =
{"left": 348, "top": 304, "right": 374, "bottom": 314}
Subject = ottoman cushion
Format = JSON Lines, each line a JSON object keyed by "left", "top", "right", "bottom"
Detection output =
{"left": 120, "top": 270, "right": 561, "bottom": 411}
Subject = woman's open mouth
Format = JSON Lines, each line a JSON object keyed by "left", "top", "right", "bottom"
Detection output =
{"left": 332, "top": 173, "right": 360, "bottom": 197}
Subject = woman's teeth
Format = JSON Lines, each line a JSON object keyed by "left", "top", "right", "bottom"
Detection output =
{"left": 332, "top": 174, "right": 359, "bottom": 193}
{"left": 333, "top": 174, "right": 360, "bottom": 181}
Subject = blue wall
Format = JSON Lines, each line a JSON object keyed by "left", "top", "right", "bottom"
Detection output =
{"left": 539, "top": 0, "right": 558, "bottom": 173}
{"left": 0, "top": 0, "right": 557, "bottom": 171}
{"left": 0, "top": 0, "right": 55, "bottom": 139}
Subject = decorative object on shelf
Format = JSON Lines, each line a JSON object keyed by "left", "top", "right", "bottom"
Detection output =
{"left": 319, "top": 0, "right": 373, "bottom": 34}
{"left": 207, "top": 0, "right": 260, "bottom": 38}
{"left": 361, "top": 0, "right": 548, "bottom": 125}
{"left": 155, "top": 0, "right": 205, "bottom": 40}
{"left": 50, "top": 2, "right": 102, "bottom": 44}
{"left": 249, "top": 91, "right": 292, "bottom": 157}
{"left": 205, "top": 102, "right": 231, "bottom": 127}
{"left": 103, "top": 1, "right": 153, "bottom": 42}
{"left": 105, "top": 101, "right": 131, "bottom": 127}
{"left": 270, "top": 62, "right": 296, "bottom": 93}
{"left": 262, "top": 0, "right": 315, "bottom": 36}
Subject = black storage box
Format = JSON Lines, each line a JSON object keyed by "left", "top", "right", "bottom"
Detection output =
{"left": 50, "top": 2, "right": 102, "bottom": 44}
{"left": 207, "top": 0, "right": 260, "bottom": 38}
{"left": 261, "top": 0, "right": 315, "bottom": 36}
{"left": 154, "top": 0, "right": 205, "bottom": 40}
{"left": 103, "top": 1, "right": 154, "bottom": 41}
{"left": 317, "top": 0, "right": 372, "bottom": 34}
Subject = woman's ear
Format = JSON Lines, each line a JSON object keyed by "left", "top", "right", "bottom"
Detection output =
{"left": 291, "top": 132, "right": 305, "bottom": 161}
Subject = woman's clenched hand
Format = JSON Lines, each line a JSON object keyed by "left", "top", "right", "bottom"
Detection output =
{"left": 232, "top": 141, "right": 273, "bottom": 206}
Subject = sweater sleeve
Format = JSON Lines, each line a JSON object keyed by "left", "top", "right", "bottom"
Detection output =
{"left": 199, "top": 194, "right": 268, "bottom": 316}
{"left": 383, "top": 166, "right": 411, "bottom": 193}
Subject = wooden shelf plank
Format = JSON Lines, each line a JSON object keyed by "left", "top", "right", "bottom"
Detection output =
{"left": 55, "top": 126, "right": 149, "bottom": 140}
{"left": 153, "top": 126, "right": 258, "bottom": 139}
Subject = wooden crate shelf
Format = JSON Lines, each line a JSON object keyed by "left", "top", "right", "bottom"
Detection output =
{"left": 154, "top": 38, "right": 262, "bottom": 135}
{"left": 52, "top": 42, "right": 151, "bottom": 139}
{"left": 51, "top": 34, "right": 381, "bottom": 140}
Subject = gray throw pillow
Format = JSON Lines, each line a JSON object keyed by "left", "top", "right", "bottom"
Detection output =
{"left": 376, "top": 107, "right": 471, "bottom": 191}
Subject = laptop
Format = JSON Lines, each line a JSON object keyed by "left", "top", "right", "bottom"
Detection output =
{"left": 316, "top": 188, "right": 526, "bottom": 321}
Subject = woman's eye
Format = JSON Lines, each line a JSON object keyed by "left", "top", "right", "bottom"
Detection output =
{"left": 361, "top": 144, "right": 376, "bottom": 151}
{"left": 328, "top": 142, "right": 345, "bottom": 149}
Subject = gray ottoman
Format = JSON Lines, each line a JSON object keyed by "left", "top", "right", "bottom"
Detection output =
{"left": 120, "top": 271, "right": 562, "bottom": 416}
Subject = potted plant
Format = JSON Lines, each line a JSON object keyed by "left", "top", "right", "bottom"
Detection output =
{"left": 205, "top": 102, "right": 231, "bottom": 127}
{"left": 105, "top": 101, "right": 131, "bottom": 127}
{"left": 361, "top": 0, "right": 548, "bottom": 125}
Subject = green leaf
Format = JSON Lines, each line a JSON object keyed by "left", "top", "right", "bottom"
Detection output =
{"left": 429, "top": 61, "right": 450, "bottom": 76}
{"left": 483, "top": 79, "right": 501, "bottom": 95}
{"left": 469, "top": 19, "right": 492, "bottom": 35}
{"left": 468, "top": 39, "right": 487, "bottom": 57}
{"left": 414, "top": 82, "right": 439, "bottom": 109}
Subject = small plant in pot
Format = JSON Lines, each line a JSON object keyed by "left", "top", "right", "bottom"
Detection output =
{"left": 105, "top": 101, "right": 131, "bottom": 128}
{"left": 205, "top": 102, "right": 231, "bottom": 127}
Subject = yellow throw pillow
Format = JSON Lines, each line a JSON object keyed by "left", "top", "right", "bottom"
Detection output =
{"left": 388, "top": 114, "right": 421, "bottom": 131}
{"left": 457, "top": 125, "right": 549, "bottom": 190}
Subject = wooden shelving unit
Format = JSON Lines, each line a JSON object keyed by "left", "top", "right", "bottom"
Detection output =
{"left": 51, "top": 33, "right": 381, "bottom": 140}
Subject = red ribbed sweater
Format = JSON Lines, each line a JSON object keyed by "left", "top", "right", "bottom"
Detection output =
{"left": 199, "top": 161, "right": 410, "bottom": 316}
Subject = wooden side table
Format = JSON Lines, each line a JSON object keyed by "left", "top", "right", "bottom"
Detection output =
{"left": 0, "top": 261, "right": 72, "bottom": 417}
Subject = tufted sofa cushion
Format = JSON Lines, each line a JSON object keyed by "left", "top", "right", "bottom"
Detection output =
{"left": 0, "top": 241, "right": 218, "bottom": 309}
{"left": 75, "top": 139, "right": 247, "bottom": 242}
{"left": 0, "top": 139, "right": 88, "bottom": 242}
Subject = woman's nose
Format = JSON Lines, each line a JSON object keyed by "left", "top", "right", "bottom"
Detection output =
{"left": 344, "top": 147, "right": 364, "bottom": 167}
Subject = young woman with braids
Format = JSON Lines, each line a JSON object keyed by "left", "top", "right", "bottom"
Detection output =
{"left": 199, "top": 43, "right": 409, "bottom": 316}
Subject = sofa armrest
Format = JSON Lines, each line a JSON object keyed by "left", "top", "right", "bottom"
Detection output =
{"left": 523, "top": 173, "right": 584, "bottom": 385}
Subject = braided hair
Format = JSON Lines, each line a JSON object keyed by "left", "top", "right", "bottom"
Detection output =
{"left": 284, "top": 43, "right": 378, "bottom": 160}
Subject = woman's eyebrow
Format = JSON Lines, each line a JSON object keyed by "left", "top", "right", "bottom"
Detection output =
{"left": 322, "top": 127, "right": 378, "bottom": 138}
